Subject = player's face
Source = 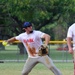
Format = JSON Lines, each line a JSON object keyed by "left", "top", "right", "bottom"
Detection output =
{"left": 27, "top": 25, "right": 33, "bottom": 31}
{"left": 25, "top": 25, "right": 33, "bottom": 34}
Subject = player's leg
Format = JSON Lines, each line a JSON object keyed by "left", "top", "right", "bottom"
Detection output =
{"left": 38, "top": 55, "right": 62, "bottom": 75}
{"left": 73, "top": 50, "right": 75, "bottom": 75}
{"left": 22, "top": 57, "right": 38, "bottom": 75}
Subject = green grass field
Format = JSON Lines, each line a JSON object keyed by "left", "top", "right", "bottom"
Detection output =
{"left": 0, "top": 62, "right": 73, "bottom": 75}
{"left": 0, "top": 45, "right": 74, "bottom": 75}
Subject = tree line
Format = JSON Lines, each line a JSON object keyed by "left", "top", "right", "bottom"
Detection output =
{"left": 0, "top": 0, "right": 75, "bottom": 40}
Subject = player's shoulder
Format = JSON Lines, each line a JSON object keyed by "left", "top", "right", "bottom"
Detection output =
{"left": 70, "top": 23, "right": 75, "bottom": 27}
{"left": 18, "top": 32, "right": 26, "bottom": 36}
{"left": 33, "top": 30, "right": 45, "bottom": 36}
{"left": 69, "top": 23, "right": 75, "bottom": 29}
{"left": 33, "top": 30, "right": 42, "bottom": 33}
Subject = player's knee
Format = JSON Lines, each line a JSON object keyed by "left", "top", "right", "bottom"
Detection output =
{"left": 22, "top": 71, "right": 28, "bottom": 75}
{"left": 49, "top": 65, "right": 56, "bottom": 70}
{"left": 48, "top": 65, "right": 54, "bottom": 69}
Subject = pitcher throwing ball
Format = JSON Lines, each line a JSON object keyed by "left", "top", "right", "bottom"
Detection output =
{"left": 6, "top": 22, "right": 62, "bottom": 75}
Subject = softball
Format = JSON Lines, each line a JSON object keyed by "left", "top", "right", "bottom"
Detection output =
{"left": 2, "top": 41, "right": 8, "bottom": 46}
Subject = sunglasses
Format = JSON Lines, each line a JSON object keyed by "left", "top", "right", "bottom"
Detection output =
{"left": 23, "top": 25, "right": 32, "bottom": 29}
{"left": 27, "top": 25, "right": 32, "bottom": 27}
{"left": 25, "top": 25, "right": 32, "bottom": 28}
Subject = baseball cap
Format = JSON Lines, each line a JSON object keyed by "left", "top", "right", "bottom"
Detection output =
{"left": 23, "top": 22, "right": 32, "bottom": 28}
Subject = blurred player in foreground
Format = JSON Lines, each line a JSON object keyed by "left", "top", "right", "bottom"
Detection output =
{"left": 67, "top": 23, "right": 75, "bottom": 75}
{"left": 5, "top": 22, "right": 62, "bottom": 75}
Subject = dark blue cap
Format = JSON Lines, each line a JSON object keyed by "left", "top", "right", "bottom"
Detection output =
{"left": 23, "top": 22, "right": 32, "bottom": 28}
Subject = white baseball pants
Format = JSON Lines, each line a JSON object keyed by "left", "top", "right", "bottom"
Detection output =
{"left": 22, "top": 55, "right": 62, "bottom": 75}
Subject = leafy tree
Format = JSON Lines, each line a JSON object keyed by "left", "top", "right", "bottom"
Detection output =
{"left": 0, "top": 0, "right": 75, "bottom": 54}
{"left": 1, "top": 0, "right": 75, "bottom": 33}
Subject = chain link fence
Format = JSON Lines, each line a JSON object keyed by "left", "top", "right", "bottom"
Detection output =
{"left": 0, "top": 41, "right": 73, "bottom": 63}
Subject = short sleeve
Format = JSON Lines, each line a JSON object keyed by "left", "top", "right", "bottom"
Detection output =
{"left": 67, "top": 27, "right": 73, "bottom": 38}
{"left": 15, "top": 34, "right": 22, "bottom": 41}
{"left": 36, "top": 31, "right": 45, "bottom": 38}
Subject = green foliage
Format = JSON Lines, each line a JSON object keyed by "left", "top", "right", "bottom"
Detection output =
{"left": 0, "top": 0, "right": 75, "bottom": 40}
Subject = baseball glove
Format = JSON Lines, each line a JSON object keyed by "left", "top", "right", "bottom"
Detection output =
{"left": 38, "top": 44, "right": 48, "bottom": 56}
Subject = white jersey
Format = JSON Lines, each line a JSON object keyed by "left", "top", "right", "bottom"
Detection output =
{"left": 15, "top": 30, "right": 45, "bottom": 58}
{"left": 67, "top": 23, "right": 75, "bottom": 48}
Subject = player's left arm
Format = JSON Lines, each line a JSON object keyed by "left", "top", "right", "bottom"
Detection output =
{"left": 42, "top": 34, "right": 50, "bottom": 45}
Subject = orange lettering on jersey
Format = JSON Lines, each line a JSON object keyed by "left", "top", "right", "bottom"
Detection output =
{"left": 27, "top": 38, "right": 34, "bottom": 42}
{"left": 23, "top": 40, "right": 27, "bottom": 43}
{"left": 23, "top": 38, "right": 34, "bottom": 43}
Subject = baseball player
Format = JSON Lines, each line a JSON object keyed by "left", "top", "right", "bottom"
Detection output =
{"left": 67, "top": 23, "right": 75, "bottom": 75}
{"left": 67, "top": 23, "right": 75, "bottom": 54}
{"left": 6, "top": 22, "right": 62, "bottom": 75}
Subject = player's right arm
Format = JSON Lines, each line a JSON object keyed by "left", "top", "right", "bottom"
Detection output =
{"left": 7, "top": 37, "right": 17, "bottom": 44}
{"left": 67, "top": 26, "right": 73, "bottom": 54}
{"left": 67, "top": 37, "right": 73, "bottom": 54}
